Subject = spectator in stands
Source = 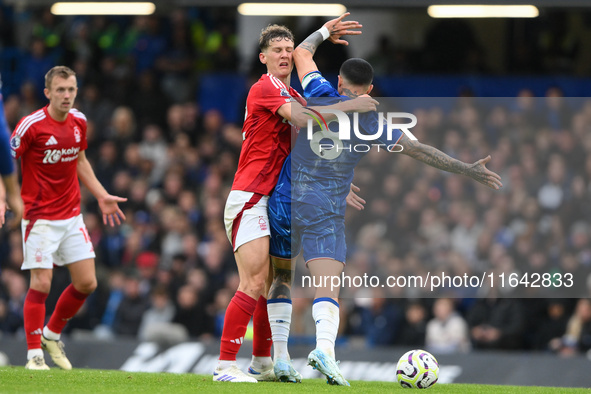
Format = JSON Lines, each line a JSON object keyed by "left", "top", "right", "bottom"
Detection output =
{"left": 107, "top": 106, "right": 137, "bottom": 147}
{"left": 94, "top": 270, "right": 125, "bottom": 338}
{"left": 538, "top": 154, "right": 568, "bottom": 212}
{"left": 531, "top": 299, "right": 569, "bottom": 351}
{"left": 543, "top": 86, "right": 573, "bottom": 131}
{"left": 0, "top": 269, "right": 26, "bottom": 334}
{"left": 93, "top": 140, "right": 120, "bottom": 192}
{"left": 550, "top": 298, "right": 591, "bottom": 355}
{"left": 21, "top": 38, "right": 56, "bottom": 99}
{"left": 207, "top": 21, "right": 239, "bottom": 72}
{"left": 347, "top": 291, "right": 403, "bottom": 347}
{"left": 396, "top": 302, "right": 428, "bottom": 347}
{"left": 135, "top": 251, "right": 159, "bottom": 296}
{"left": 156, "top": 11, "right": 195, "bottom": 104}
{"left": 467, "top": 288, "right": 525, "bottom": 350}
{"left": 138, "top": 284, "right": 186, "bottom": 343}
{"left": 31, "top": 9, "right": 65, "bottom": 52}
{"left": 173, "top": 284, "right": 213, "bottom": 338}
{"left": 75, "top": 83, "right": 115, "bottom": 135}
{"left": 426, "top": 298, "right": 471, "bottom": 354}
{"left": 131, "top": 70, "right": 169, "bottom": 128}
{"left": 139, "top": 124, "right": 168, "bottom": 185}
{"left": 130, "top": 16, "right": 166, "bottom": 75}
{"left": 450, "top": 204, "right": 482, "bottom": 262}
{"left": 112, "top": 271, "right": 149, "bottom": 338}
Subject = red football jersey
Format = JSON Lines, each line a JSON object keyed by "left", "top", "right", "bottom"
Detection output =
{"left": 231, "top": 73, "right": 305, "bottom": 195}
{"left": 11, "top": 106, "right": 88, "bottom": 221}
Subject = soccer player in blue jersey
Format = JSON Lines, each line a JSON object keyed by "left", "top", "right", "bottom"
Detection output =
{"left": 0, "top": 73, "right": 22, "bottom": 228}
{"left": 266, "top": 27, "right": 503, "bottom": 385}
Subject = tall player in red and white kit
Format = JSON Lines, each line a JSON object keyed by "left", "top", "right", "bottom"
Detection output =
{"left": 216, "top": 16, "right": 375, "bottom": 383}
{"left": 11, "top": 66, "right": 127, "bottom": 370}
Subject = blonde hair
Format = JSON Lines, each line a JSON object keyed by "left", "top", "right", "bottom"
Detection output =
{"left": 45, "top": 66, "right": 76, "bottom": 89}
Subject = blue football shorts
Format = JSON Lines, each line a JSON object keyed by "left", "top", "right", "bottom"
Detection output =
{"left": 268, "top": 191, "right": 346, "bottom": 264}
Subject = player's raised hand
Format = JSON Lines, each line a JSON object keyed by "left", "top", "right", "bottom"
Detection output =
{"left": 324, "top": 12, "right": 362, "bottom": 46}
{"left": 467, "top": 155, "right": 503, "bottom": 190}
{"left": 346, "top": 183, "right": 366, "bottom": 211}
{"left": 98, "top": 194, "right": 127, "bottom": 227}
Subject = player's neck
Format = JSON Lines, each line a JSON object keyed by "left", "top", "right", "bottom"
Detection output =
{"left": 269, "top": 72, "right": 290, "bottom": 88}
{"left": 340, "top": 85, "right": 362, "bottom": 99}
{"left": 47, "top": 105, "right": 68, "bottom": 122}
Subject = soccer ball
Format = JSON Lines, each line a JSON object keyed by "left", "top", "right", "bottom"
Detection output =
{"left": 396, "top": 349, "right": 439, "bottom": 389}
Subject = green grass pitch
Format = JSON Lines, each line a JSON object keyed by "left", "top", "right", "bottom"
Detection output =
{"left": 0, "top": 368, "right": 589, "bottom": 393}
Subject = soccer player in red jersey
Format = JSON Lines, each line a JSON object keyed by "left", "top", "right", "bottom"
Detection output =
{"left": 216, "top": 15, "right": 375, "bottom": 383}
{"left": 10, "top": 66, "right": 127, "bottom": 370}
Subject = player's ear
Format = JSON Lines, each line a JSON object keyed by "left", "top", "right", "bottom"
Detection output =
{"left": 259, "top": 52, "right": 267, "bottom": 65}
{"left": 366, "top": 84, "right": 374, "bottom": 95}
{"left": 44, "top": 88, "right": 50, "bottom": 100}
{"left": 337, "top": 75, "right": 342, "bottom": 89}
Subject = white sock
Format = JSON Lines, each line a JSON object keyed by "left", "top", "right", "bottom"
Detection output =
{"left": 250, "top": 355, "right": 272, "bottom": 370}
{"left": 217, "top": 359, "right": 236, "bottom": 370}
{"left": 43, "top": 326, "right": 60, "bottom": 341}
{"left": 27, "top": 348, "right": 43, "bottom": 360}
{"left": 313, "top": 298, "right": 339, "bottom": 359}
{"left": 267, "top": 299, "right": 292, "bottom": 361}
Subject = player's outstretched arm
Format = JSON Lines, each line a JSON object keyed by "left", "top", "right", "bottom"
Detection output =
{"left": 398, "top": 134, "right": 503, "bottom": 190}
{"left": 294, "top": 12, "right": 362, "bottom": 82}
{"left": 76, "top": 151, "right": 127, "bottom": 226}
{"left": 2, "top": 173, "right": 23, "bottom": 228}
{"left": 283, "top": 96, "right": 378, "bottom": 128}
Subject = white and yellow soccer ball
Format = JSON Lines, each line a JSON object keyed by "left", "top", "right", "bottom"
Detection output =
{"left": 396, "top": 349, "right": 439, "bottom": 389}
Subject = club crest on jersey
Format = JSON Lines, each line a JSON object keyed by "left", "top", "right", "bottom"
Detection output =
{"left": 73, "top": 126, "right": 81, "bottom": 143}
{"left": 35, "top": 249, "right": 43, "bottom": 263}
{"left": 10, "top": 136, "right": 20, "bottom": 149}
{"left": 258, "top": 216, "right": 268, "bottom": 231}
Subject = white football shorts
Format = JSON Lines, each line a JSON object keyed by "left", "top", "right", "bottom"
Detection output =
{"left": 224, "top": 190, "right": 270, "bottom": 252}
{"left": 21, "top": 214, "right": 96, "bottom": 270}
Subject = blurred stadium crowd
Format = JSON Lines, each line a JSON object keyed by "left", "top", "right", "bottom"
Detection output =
{"left": 0, "top": 6, "right": 591, "bottom": 357}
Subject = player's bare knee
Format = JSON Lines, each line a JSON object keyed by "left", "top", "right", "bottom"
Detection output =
{"left": 74, "top": 278, "right": 97, "bottom": 294}
{"left": 241, "top": 276, "right": 267, "bottom": 296}
{"left": 30, "top": 272, "right": 52, "bottom": 293}
{"left": 251, "top": 279, "right": 267, "bottom": 295}
{"left": 30, "top": 280, "right": 51, "bottom": 294}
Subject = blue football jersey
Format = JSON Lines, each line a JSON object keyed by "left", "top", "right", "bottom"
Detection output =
{"left": 274, "top": 71, "right": 403, "bottom": 215}
{"left": 0, "top": 73, "right": 14, "bottom": 175}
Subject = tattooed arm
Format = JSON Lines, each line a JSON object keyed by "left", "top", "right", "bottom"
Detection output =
{"left": 292, "top": 32, "right": 322, "bottom": 84}
{"left": 293, "top": 12, "right": 362, "bottom": 83}
{"left": 398, "top": 134, "right": 503, "bottom": 190}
